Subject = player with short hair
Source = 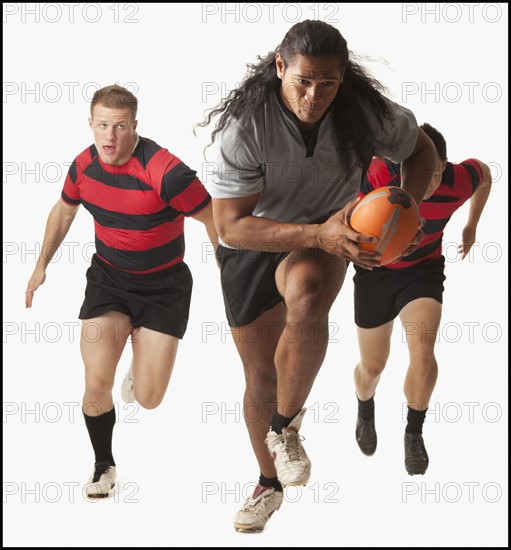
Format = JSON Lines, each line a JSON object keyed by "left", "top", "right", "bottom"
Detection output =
{"left": 353, "top": 122, "right": 492, "bottom": 475}
{"left": 26, "top": 84, "right": 218, "bottom": 497}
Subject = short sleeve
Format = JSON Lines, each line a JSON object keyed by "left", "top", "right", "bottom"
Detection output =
{"left": 61, "top": 159, "right": 81, "bottom": 205}
{"left": 208, "top": 118, "right": 264, "bottom": 199}
{"left": 151, "top": 148, "right": 211, "bottom": 216}
{"left": 455, "top": 159, "right": 483, "bottom": 198}
{"left": 371, "top": 97, "right": 419, "bottom": 164}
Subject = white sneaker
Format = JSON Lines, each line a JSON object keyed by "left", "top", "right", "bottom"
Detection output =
{"left": 266, "top": 408, "right": 311, "bottom": 487}
{"left": 233, "top": 485, "right": 283, "bottom": 532}
{"left": 121, "top": 361, "right": 135, "bottom": 403}
{"left": 84, "top": 461, "right": 116, "bottom": 498}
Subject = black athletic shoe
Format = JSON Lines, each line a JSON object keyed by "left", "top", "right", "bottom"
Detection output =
{"left": 356, "top": 415, "right": 377, "bottom": 456}
{"left": 404, "top": 433, "right": 429, "bottom": 475}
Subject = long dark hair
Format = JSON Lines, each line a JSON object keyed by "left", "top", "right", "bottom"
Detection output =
{"left": 197, "top": 20, "right": 393, "bottom": 172}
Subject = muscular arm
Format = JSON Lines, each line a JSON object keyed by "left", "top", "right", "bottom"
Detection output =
{"left": 401, "top": 128, "right": 438, "bottom": 205}
{"left": 25, "top": 199, "right": 80, "bottom": 307}
{"left": 212, "top": 194, "right": 381, "bottom": 268}
{"left": 212, "top": 194, "right": 320, "bottom": 252}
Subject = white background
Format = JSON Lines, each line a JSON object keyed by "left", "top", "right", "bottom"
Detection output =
{"left": 3, "top": 3, "right": 508, "bottom": 547}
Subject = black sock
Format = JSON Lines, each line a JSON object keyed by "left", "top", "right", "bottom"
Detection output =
{"left": 270, "top": 411, "right": 294, "bottom": 435}
{"left": 406, "top": 406, "right": 427, "bottom": 435}
{"left": 84, "top": 407, "right": 116, "bottom": 466}
{"left": 259, "top": 474, "right": 283, "bottom": 492}
{"left": 357, "top": 395, "right": 375, "bottom": 421}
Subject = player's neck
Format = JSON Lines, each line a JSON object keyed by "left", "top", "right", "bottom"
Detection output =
{"left": 132, "top": 133, "right": 140, "bottom": 153}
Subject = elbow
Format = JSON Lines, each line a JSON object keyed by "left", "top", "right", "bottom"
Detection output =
{"left": 214, "top": 219, "right": 240, "bottom": 248}
{"left": 213, "top": 215, "right": 226, "bottom": 241}
{"left": 479, "top": 162, "right": 493, "bottom": 189}
{"left": 217, "top": 226, "right": 235, "bottom": 247}
{"left": 483, "top": 168, "right": 493, "bottom": 188}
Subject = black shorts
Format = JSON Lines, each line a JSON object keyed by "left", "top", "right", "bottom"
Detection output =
{"left": 79, "top": 254, "right": 193, "bottom": 338}
{"left": 354, "top": 257, "right": 446, "bottom": 329}
{"left": 216, "top": 245, "right": 288, "bottom": 327}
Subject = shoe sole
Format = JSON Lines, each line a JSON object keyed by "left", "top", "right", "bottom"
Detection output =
{"left": 280, "top": 474, "right": 311, "bottom": 487}
{"left": 234, "top": 525, "right": 264, "bottom": 533}
{"left": 233, "top": 509, "right": 279, "bottom": 532}
{"left": 86, "top": 482, "right": 116, "bottom": 498}
{"left": 357, "top": 444, "right": 377, "bottom": 456}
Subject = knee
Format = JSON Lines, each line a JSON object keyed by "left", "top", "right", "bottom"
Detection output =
{"left": 135, "top": 390, "right": 164, "bottom": 410}
{"left": 85, "top": 377, "right": 114, "bottom": 400}
{"left": 409, "top": 341, "right": 437, "bottom": 366}
{"left": 358, "top": 360, "right": 386, "bottom": 380}
{"left": 244, "top": 363, "right": 277, "bottom": 395}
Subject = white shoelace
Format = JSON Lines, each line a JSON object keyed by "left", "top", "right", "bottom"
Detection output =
{"left": 276, "top": 430, "right": 306, "bottom": 462}
{"left": 240, "top": 490, "right": 274, "bottom": 514}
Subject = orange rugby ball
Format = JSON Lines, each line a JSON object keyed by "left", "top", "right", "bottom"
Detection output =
{"left": 349, "top": 186, "right": 420, "bottom": 265}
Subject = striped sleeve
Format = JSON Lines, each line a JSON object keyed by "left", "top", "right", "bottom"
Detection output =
{"left": 148, "top": 149, "right": 211, "bottom": 216}
{"left": 359, "top": 172, "right": 373, "bottom": 198}
{"left": 359, "top": 158, "right": 401, "bottom": 198}
{"left": 456, "top": 159, "right": 483, "bottom": 198}
{"left": 61, "top": 159, "right": 81, "bottom": 205}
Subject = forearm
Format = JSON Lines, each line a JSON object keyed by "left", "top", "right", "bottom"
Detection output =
{"left": 220, "top": 215, "right": 320, "bottom": 252}
{"left": 191, "top": 202, "right": 219, "bottom": 252}
{"left": 37, "top": 201, "right": 77, "bottom": 270}
{"left": 467, "top": 181, "right": 492, "bottom": 227}
{"left": 204, "top": 223, "right": 219, "bottom": 252}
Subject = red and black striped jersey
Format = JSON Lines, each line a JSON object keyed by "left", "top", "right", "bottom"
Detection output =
{"left": 359, "top": 157, "right": 482, "bottom": 269}
{"left": 61, "top": 136, "right": 210, "bottom": 274}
